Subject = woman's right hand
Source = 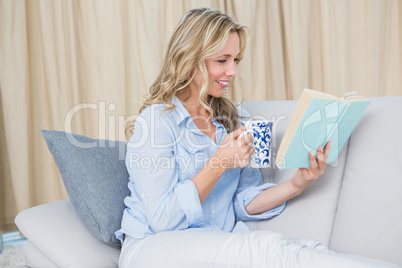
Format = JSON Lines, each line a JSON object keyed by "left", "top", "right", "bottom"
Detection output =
{"left": 211, "top": 127, "right": 255, "bottom": 171}
{"left": 192, "top": 127, "right": 254, "bottom": 203}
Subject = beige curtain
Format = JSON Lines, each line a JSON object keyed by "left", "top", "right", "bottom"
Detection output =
{"left": 0, "top": 0, "right": 401, "bottom": 233}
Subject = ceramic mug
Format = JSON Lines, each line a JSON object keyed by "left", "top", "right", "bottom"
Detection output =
{"left": 240, "top": 120, "right": 273, "bottom": 168}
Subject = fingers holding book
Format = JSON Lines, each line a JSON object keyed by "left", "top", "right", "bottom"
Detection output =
{"left": 292, "top": 141, "right": 332, "bottom": 192}
{"left": 316, "top": 141, "right": 332, "bottom": 172}
{"left": 309, "top": 141, "right": 332, "bottom": 178}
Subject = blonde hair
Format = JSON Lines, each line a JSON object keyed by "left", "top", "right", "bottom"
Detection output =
{"left": 126, "top": 8, "right": 247, "bottom": 138}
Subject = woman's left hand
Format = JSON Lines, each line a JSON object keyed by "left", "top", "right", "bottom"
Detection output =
{"left": 292, "top": 141, "right": 332, "bottom": 192}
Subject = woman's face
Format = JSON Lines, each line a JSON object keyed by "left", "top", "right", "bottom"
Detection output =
{"left": 189, "top": 32, "right": 240, "bottom": 98}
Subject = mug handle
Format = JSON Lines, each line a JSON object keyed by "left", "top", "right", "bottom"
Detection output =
{"left": 239, "top": 129, "right": 253, "bottom": 139}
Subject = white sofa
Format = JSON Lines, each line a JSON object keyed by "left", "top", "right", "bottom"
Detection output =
{"left": 15, "top": 97, "right": 402, "bottom": 267}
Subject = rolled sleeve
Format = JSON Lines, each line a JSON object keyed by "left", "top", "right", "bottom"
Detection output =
{"left": 174, "top": 180, "right": 204, "bottom": 226}
{"left": 234, "top": 183, "right": 286, "bottom": 221}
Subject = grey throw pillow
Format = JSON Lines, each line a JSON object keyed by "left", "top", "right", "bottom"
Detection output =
{"left": 41, "top": 130, "right": 129, "bottom": 249}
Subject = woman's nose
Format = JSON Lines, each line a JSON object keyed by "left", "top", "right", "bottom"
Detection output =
{"left": 225, "top": 62, "right": 237, "bottom": 77}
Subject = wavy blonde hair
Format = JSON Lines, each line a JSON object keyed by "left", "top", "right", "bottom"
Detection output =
{"left": 126, "top": 8, "right": 248, "bottom": 138}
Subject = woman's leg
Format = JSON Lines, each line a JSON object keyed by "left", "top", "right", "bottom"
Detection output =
{"left": 119, "top": 230, "right": 401, "bottom": 268}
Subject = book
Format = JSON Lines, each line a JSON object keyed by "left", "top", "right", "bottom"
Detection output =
{"left": 276, "top": 88, "right": 370, "bottom": 170}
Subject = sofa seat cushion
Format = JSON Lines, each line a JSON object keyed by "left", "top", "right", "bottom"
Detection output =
{"left": 40, "top": 130, "right": 130, "bottom": 248}
{"left": 15, "top": 199, "right": 120, "bottom": 268}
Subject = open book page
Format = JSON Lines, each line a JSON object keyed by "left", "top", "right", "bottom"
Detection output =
{"left": 341, "top": 91, "right": 369, "bottom": 102}
{"left": 304, "top": 89, "right": 340, "bottom": 101}
{"left": 342, "top": 92, "right": 358, "bottom": 99}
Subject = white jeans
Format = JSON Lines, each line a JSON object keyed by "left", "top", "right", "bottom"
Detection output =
{"left": 119, "top": 230, "right": 400, "bottom": 268}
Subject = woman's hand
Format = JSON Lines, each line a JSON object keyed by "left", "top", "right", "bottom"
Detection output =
{"left": 291, "top": 141, "right": 332, "bottom": 193}
{"left": 192, "top": 127, "right": 254, "bottom": 203}
{"left": 212, "top": 126, "right": 255, "bottom": 171}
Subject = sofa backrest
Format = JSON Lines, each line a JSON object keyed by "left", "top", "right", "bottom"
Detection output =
{"left": 329, "top": 97, "right": 402, "bottom": 265}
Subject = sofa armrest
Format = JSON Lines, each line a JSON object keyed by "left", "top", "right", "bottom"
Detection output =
{"left": 15, "top": 199, "right": 120, "bottom": 268}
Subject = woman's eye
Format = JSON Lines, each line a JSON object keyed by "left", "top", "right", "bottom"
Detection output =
{"left": 217, "top": 58, "right": 239, "bottom": 64}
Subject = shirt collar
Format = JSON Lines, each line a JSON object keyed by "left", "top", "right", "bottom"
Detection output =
{"left": 170, "top": 96, "right": 191, "bottom": 125}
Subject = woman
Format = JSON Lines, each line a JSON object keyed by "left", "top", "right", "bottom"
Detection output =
{"left": 116, "top": 8, "right": 399, "bottom": 268}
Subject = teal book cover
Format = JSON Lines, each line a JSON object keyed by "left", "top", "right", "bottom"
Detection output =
{"left": 276, "top": 91, "right": 370, "bottom": 170}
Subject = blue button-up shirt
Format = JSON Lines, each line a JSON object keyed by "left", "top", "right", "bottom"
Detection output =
{"left": 115, "top": 97, "right": 286, "bottom": 242}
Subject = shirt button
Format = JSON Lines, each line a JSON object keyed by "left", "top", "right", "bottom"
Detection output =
{"left": 141, "top": 193, "right": 146, "bottom": 198}
{"left": 210, "top": 210, "right": 215, "bottom": 215}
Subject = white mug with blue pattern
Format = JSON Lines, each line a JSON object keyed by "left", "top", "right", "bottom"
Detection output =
{"left": 241, "top": 120, "right": 273, "bottom": 168}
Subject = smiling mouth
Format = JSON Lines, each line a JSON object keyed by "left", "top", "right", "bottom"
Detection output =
{"left": 216, "top": 80, "right": 229, "bottom": 86}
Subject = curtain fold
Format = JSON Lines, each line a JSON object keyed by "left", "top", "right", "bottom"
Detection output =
{"left": 0, "top": 0, "right": 401, "bottom": 233}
